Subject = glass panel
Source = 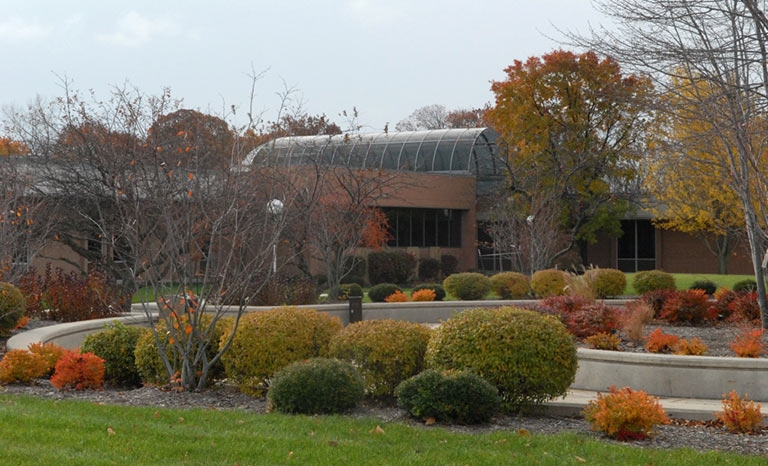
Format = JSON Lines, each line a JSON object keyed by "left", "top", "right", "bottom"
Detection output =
{"left": 416, "top": 141, "right": 438, "bottom": 171}
{"left": 617, "top": 220, "right": 636, "bottom": 259}
{"left": 637, "top": 259, "right": 656, "bottom": 271}
{"left": 424, "top": 210, "right": 437, "bottom": 247}
{"left": 617, "top": 259, "right": 636, "bottom": 273}
{"left": 411, "top": 209, "right": 424, "bottom": 247}
{"left": 636, "top": 220, "right": 655, "bottom": 259}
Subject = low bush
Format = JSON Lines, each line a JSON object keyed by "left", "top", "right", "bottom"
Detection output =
{"left": 689, "top": 279, "right": 717, "bottom": 295}
{"left": 27, "top": 342, "right": 67, "bottom": 376}
{"left": 368, "top": 283, "right": 402, "bottom": 303}
{"left": 395, "top": 369, "right": 500, "bottom": 425}
{"left": 267, "top": 358, "right": 364, "bottom": 415}
{"left": 640, "top": 289, "right": 677, "bottom": 315}
{"left": 221, "top": 307, "right": 342, "bottom": 396}
{"left": 0, "top": 281, "right": 25, "bottom": 336}
{"left": 644, "top": 328, "right": 680, "bottom": 354}
{"left": 412, "top": 284, "right": 446, "bottom": 301}
{"left": 536, "top": 296, "right": 620, "bottom": 339}
{"left": 489, "top": 272, "right": 530, "bottom": 299}
{"left": 50, "top": 351, "right": 105, "bottom": 390}
{"left": 411, "top": 288, "right": 436, "bottom": 302}
{"left": 530, "top": 269, "right": 567, "bottom": 298}
{"left": 726, "top": 291, "right": 760, "bottom": 324}
{"left": 715, "top": 390, "right": 765, "bottom": 434}
{"left": 338, "top": 283, "right": 363, "bottom": 300}
{"left": 632, "top": 270, "right": 675, "bottom": 295}
{"left": 442, "top": 272, "right": 491, "bottom": 300}
{"left": 20, "top": 266, "right": 126, "bottom": 322}
{"left": 329, "top": 319, "right": 431, "bottom": 398}
{"left": 81, "top": 321, "right": 146, "bottom": 388}
{"left": 426, "top": 307, "right": 577, "bottom": 412}
{"left": 584, "top": 268, "right": 627, "bottom": 298}
{"left": 659, "top": 289, "right": 709, "bottom": 324}
{"left": 0, "top": 349, "right": 48, "bottom": 384}
{"left": 583, "top": 385, "right": 669, "bottom": 441}
{"left": 729, "top": 327, "right": 767, "bottom": 358}
{"left": 584, "top": 332, "right": 622, "bottom": 350}
{"left": 673, "top": 337, "right": 708, "bottom": 356}
{"left": 384, "top": 290, "right": 410, "bottom": 302}
{"left": 733, "top": 279, "right": 758, "bottom": 293}
{"left": 418, "top": 258, "right": 441, "bottom": 282}
{"left": 250, "top": 273, "right": 319, "bottom": 306}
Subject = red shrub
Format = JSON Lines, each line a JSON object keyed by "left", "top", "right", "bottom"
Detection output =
{"left": 644, "top": 328, "right": 680, "bottom": 353}
{"left": 19, "top": 265, "right": 128, "bottom": 322}
{"left": 726, "top": 292, "right": 760, "bottom": 325}
{"left": 659, "top": 289, "right": 709, "bottom": 324}
{"left": 50, "top": 351, "right": 105, "bottom": 390}
{"left": 640, "top": 289, "right": 677, "bottom": 315}
{"left": 536, "top": 296, "right": 619, "bottom": 338}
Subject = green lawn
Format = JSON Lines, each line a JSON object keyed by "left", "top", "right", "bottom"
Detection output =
{"left": 0, "top": 395, "right": 762, "bottom": 465}
{"left": 624, "top": 273, "right": 754, "bottom": 296}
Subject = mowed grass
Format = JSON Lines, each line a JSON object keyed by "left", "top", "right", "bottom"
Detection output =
{"left": 0, "top": 395, "right": 763, "bottom": 465}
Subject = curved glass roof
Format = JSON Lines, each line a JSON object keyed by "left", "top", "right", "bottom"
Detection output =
{"left": 244, "top": 127, "right": 505, "bottom": 179}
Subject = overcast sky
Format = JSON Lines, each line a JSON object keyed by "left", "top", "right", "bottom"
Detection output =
{"left": 2, "top": 1, "right": 609, "bottom": 133}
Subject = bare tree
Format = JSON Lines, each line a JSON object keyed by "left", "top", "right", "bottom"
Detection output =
{"left": 575, "top": 0, "right": 768, "bottom": 326}
{"left": 4, "top": 80, "right": 289, "bottom": 389}
{"left": 395, "top": 104, "right": 450, "bottom": 131}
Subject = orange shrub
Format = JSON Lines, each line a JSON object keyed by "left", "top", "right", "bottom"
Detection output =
{"left": 673, "top": 337, "right": 708, "bottom": 356}
{"left": 584, "top": 332, "right": 622, "bottom": 350}
{"left": 14, "top": 316, "right": 29, "bottom": 330}
{"left": 384, "top": 290, "right": 410, "bottom": 303}
{"left": 583, "top": 385, "right": 669, "bottom": 441}
{"left": 715, "top": 390, "right": 765, "bottom": 434}
{"left": 50, "top": 351, "right": 105, "bottom": 390}
{"left": 644, "top": 328, "right": 680, "bottom": 353}
{"left": 28, "top": 342, "right": 67, "bottom": 376}
{"left": 411, "top": 288, "right": 436, "bottom": 302}
{"left": 0, "top": 349, "right": 48, "bottom": 384}
{"left": 729, "top": 327, "right": 767, "bottom": 358}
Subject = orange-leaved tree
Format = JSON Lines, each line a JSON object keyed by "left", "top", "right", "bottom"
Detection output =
{"left": 486, "top": 49, "right": 655, "bottom": 269}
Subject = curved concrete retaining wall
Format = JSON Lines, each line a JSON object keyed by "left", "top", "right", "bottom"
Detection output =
{"left": 573, "top": 348, "right": 768, "bottom": 401}
{"left": 9, "top": 299, "right": 767, "bottom": 402}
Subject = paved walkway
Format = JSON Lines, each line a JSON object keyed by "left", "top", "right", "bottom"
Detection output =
{"left": 544, "top": 389, "right": 756, "bottom": 421}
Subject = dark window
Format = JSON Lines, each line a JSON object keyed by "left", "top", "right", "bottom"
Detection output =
{"left": 617, "top": 219, "right": 656, "bottom": 272}
{"left": 384, "top": 208, "right": 461, "bottom": 248}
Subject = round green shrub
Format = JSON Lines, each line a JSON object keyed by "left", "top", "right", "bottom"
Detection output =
{"left": 328, "top": 319, "right": 432, "bottom": 398}
{"left": 442, "top": 273, "right": 491, "bottom": 300}
{"left": 733, "top": 279, "right": 757, "bottom": 293}
{"left": 426, "top": 307, "right": 577, "bottom": 412}
{"left": 338, "top": 283, "right": 363, "bottom": 300}
{"left": 584, "top": 268, "right": 627, "bottom": 298}
{"left": 632, "top": 270, "right": 676, "bottom": 295}
{"left": 489, "top": 272, "right": 531, "bottom": 299}
{"left": 412, "top": 284, "right": 446, "bottom": 301}
{"left": 221, "top": 307, "right": 343, "bottom": 397}
{"left": 368, "top": 283, "right": 402, "bottom": 303}
{"left": 0, "top": 282, "right": 25, "bottom": 336}
{"left": 530, "top": 269, "right": 567, "bottom": 297}
{"left": 267, "top": 358, "right": 364, "bottom": 415}
{"left": 395, "top": 369, "right": 500, "bottom": 425}
{"left": 689, "top": 279, "right": 717, "bottom": 295}
{"left": 81, "top": 321, "right": 147, "bottom": 388}
{"left": 134, "top": 314, "right": 231, "bottom": 387}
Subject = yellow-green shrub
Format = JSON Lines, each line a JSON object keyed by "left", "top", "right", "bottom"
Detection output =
{"left": 584, "top": 268, "right": 626, "bottom": 298}
{"left": 426, "top": 307, "right": 577, "bottom": 412}
{"left": 530, "top": 269, "right": 567, "bottom": 297}
{"left": 0, "top": 282, "right": 25, "bottom": 336}
{"left": 221, "top": 307, "right": 342, "bottom": 396}
{"left": 329, "top": 319, "right": 432, "bottom": 397}
{"left": 81, "top": 321, "right": 146, "bottom": 388}
{"left": 633, "top": 270, "right": 676, "bottom": 294}
{"left": 443, "top": 272, "right": 491, "bottom": 300}
{"left": 489, "top": 272, "right": 530, "bottom": 299}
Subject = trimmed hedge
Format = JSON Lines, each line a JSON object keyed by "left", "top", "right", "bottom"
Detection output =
{"left": 443, "top": 273, "right": 491, "bottom": 300}
{"left": 267, "top": 358, "right": 364, "bottom": 414}
{"left": 530, "top": 269, "right": 567, "bottom": 298}
{"left": 489, "top": 272, "right": 530, "bottom": 299}
{"left": 632, "top": 270, "right": 676, "bottom": 295}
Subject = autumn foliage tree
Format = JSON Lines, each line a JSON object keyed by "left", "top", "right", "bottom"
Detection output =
{"left": 486, "top": 50, "right": 655, "bottom": 268}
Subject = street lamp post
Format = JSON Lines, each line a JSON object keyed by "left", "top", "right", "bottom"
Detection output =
{"left": 267, "top": 199, "right": 284, "bottom": 274}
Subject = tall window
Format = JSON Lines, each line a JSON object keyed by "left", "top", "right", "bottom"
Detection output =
{"left": 384, "top": 208, "right": 462, "bottom": 248}
{"left": 617, "top": 219, "right": 655, "bottom": 272}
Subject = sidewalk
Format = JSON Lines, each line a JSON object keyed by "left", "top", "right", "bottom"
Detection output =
{"left": 544, "top": 389, "right": 750, "bottom": 421}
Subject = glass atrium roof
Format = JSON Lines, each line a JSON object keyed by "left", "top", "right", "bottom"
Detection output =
{"left": 244, "top": 127, "right": 505, "bottom": 178}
